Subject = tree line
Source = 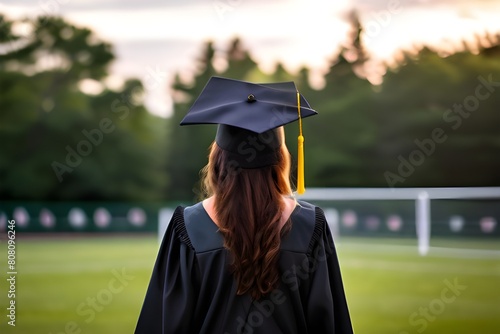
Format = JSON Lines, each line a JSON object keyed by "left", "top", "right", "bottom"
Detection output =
{"left": 1, "top": 14, "right": 499, "bottom": 202}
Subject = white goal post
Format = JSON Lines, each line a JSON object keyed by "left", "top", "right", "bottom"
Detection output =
{"left": 298, "top": 187, "right": 500, "bottom": 256}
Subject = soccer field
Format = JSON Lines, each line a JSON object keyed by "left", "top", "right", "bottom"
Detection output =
{"left": 1, "top": 236, "right": 499, "bottom": 334}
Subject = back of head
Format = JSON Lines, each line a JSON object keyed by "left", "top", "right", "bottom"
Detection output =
{"left": 201, "top": 127, "right": 292, "bottom": 299}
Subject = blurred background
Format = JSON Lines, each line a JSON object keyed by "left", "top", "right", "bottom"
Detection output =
{"left": 1, "top": 0, "right": 500, "bottom": 333}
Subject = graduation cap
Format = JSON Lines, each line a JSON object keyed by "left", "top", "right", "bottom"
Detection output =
{"left": 180, "top": 76, "right": 317, "bottom": 194}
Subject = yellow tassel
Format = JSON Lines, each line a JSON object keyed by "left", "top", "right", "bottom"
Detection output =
{"left": 297, "top": 135, "right": 305, "bottom": 194}
{"left": 296, "top": 92, "right": 305, "bottom": 194}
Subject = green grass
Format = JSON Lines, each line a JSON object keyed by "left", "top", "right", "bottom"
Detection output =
{"left": 340, "top": 238, "right": 500, "bottom": 334}
{"left": 1, "top": 236, "right": 499, "bottom": 334}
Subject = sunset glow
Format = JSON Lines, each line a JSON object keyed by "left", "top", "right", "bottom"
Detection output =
{"left": 1, "top": 0, "right": 499, "bottom": 116}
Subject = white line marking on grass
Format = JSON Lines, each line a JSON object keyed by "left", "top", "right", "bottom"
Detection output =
{"left": 19, "top": 259, "right": 153, "bottom": 274}
{"left": 339, "top": 242, "right": 500, "bottom": 259}
{"left": 342, "top": 258, "right": 500, "bottom": 276}
{"left": 429, "top": 246, "right": 500, "bottom": 259}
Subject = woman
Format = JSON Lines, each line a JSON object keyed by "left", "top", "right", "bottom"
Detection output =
{"left": 135, "top": 77, "right": 353, "bottom": 333}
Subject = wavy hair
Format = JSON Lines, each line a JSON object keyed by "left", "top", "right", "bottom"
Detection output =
{"left": 200, "top": 129, "right": 293, "bottom": 300}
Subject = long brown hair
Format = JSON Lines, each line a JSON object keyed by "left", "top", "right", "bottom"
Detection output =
{"left": 200, "top": 129, "right": 293, "bottom": 300}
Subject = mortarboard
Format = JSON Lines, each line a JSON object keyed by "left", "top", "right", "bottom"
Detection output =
{"left": 180, "top": 76, "right": 317, "bottom": 194}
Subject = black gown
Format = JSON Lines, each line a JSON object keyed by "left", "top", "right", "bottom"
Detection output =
{"left": 135, "top": 200, "right": 353, "bottom": 334}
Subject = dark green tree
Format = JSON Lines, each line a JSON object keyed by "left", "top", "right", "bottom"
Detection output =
{"left": 166, "top": 41, "right": 219, "bottom": 201}
{"left": 221, "top": 37, "right": 259, "bottom": 79}
{"left": 0, "top": 15, "right": 168, "bottom": 201}
{"left": 378, "top": 40, "right": 500, "bottom": 187}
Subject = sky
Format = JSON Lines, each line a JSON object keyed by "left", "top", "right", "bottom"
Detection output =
{"left": 2, "top": 0, "right": 500, "bottom": 117}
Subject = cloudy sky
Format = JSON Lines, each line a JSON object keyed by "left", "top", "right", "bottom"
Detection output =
{"left": 2, "top": 0, "right": 500, "bottom": 117}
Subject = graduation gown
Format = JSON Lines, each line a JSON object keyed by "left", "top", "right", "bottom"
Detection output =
{"left": 135, "top": 200, "right": 353, "bottom": 334}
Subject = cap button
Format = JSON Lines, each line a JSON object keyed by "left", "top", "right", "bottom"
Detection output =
{"left": 247, "top": 94, "right": 256, "bottom": 103}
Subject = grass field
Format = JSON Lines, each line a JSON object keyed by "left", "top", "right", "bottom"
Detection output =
{"left": 1, "top": 236, "right": 499, "bottom": 334}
